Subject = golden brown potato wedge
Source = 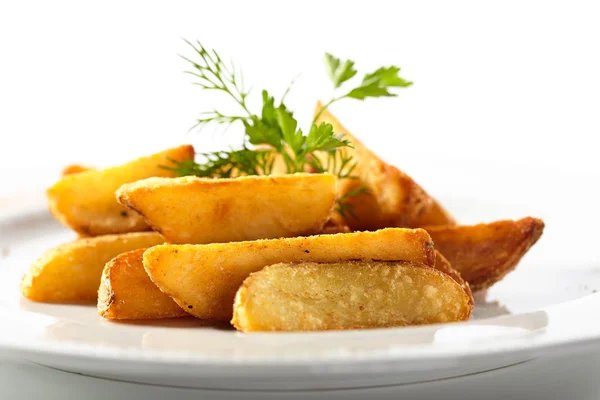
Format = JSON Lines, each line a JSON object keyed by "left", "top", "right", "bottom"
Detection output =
{"left": 314, "top": 103, "right": 455, "bottom": 230}
{"left": 425, "top": 217, "right": 545, "bottom": 291}
{"left": 98, "top": 249, "right": 188, "bottom": 319}
{"left": 232, "top": 261, "right": 472, "bottom": 331}
{"left": 61, "top": 164, "right": 93, "bottom": 176}
{"left": 434, "top": 250, "right": 473, "bottom": 307}
{"left": 411, "top": 199, "right": 456, "bottom": 228}
{"left": 118, "top": 173, "right": 337, "bottom": 244}
{"left": 144, "top": 228, "right": 435, "bottom": 321}
{"left": 47, "top": 145, "right": 194, "bottom": 236}
{"left": 61, "top": 165, "right": 96, "bottom": 238}
{"left": 21, "top": 232, "right": 164, "bottom": 303}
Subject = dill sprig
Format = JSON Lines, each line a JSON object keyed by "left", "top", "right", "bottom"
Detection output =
{"left": 162, "top": 148, "right": 275, "bottom": 178}
{"left": 336, "top": 186, "right": 371, "bottom": 220}
{"left": 181, "top": 40, "right": 252, "bottom": 129}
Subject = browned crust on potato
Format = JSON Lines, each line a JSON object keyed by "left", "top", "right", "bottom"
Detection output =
{"left": 410, "top": 199, "right": 456, "bottom": 228}
{"left": 98, "top": 249, "right": 188, "bottom": 320}
{"left": 117, "top": 173, "right": 337, "bottom": 245}
{"left": 426, "top": 217, "right": 545, "bottom": 291}
{"left": 314, "top": 103, "right": 454, "bottom": 230}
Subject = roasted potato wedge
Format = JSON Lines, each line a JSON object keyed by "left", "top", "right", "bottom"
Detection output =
{"left": 144, "top": 228, "right": 435, "bottom": 320}
{"left": 232, "top": 261, "right": 472, "bottom": 331}
{"left": 61, "top": 165, "right": 95, "bottom": 238}
{"left": 412, "top": 199, "right": 456, "bottom": 227}
{"left": 21, "top": 232, "right": 164, "bottom": 303}
{"left": 426, "top": 217, "right": 545, "bottom": 291}
{"left": 47, "top": 145, "right": 194, "bottom": 236}
{"left": 314, "top": 103, "right": 455, "bottom": 230}
{"left": 118, "top": 173, "right": 337, "bottom": 244}
{"left": 98, "top": 249, "right": 187, "bottom": 319}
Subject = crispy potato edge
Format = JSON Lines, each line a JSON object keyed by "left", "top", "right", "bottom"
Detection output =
{"left": 434, "top": 250, "right": 474, "bottom": 308}
{"left": 314, "top": 102, "right": 455, "bottom": 230}
{"left": 98, "top": 248, "right": 188, "bottom": 320}
{"left": 426, "top": 217, "right": 545, "bottom": 291}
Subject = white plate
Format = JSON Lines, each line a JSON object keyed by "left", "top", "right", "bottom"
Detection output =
{"left": 1, "top": 162, "right": 600, "bottom": 391}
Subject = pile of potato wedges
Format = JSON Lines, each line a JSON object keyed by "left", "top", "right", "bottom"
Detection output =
{"left": 21, "top": 105, "right": 544, "bottom": 332}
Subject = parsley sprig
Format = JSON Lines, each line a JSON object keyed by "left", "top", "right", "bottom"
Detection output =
{"left": 315, "top": 53, "right": 413, "bottom": 122}
{"left": 165, "top": 40, "right": 412, "bottom": 219}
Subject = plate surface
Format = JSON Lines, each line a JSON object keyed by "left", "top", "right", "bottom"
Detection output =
{"left": 1, "top": 162, "right": 600, "bottom": 390}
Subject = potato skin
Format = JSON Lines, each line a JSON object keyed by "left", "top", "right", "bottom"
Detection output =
{"left": 98, "top": 249, "right": 187, "bottom": 319}
{"left": 411, "top": 199, "right": 456, "bottom": 228}
{"left": 232, "top": 261, "right": 472, "bottom": 332}
{"left": 143, "top": 228, "right": 435, "bottom": 321}
{"left": 21, "top": 232, "right": 164, "bottom": 303}
{"left": 434, "top": 250, "right": 473, "bottom": 308}
{"left": 426, "top": 217, "right": 545, "bottom": 291}
{"left": 314, "top": 103, "right": 454, "bottom": 230}
{"left": 47, "top": 145, "right": 194, "bottom": 236}
{"left": 118, "top": 173, "right": 337, "bottom": 244}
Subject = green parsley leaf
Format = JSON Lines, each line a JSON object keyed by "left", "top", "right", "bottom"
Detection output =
{"left": 324, "top": 53, "right": 357, "bottom": 88}
{"left": 363, "top": 66, "right": 413, "bottom": 88}
{"left": 275, "top": 106, "right": 304, "bottom": 154}
{"left": 306, "top": 122, "right": 350, "bottom": 153}
{"left": 345, "top": 66, "right": 413, "bottom": 100}
{"left": 345, "top": 83, "right": 396, "bottom": 100}
{"left": 260, "top": 90, "right": 278, "bottom": 127}
{"left": 244, "top": 91, "right": 282, "bottom": 150}
{"left": 244, "top": 116, "right": 280, "bottom": 150}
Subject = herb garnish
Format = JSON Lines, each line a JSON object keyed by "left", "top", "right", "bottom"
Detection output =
{"left": 165, "top": 40, "right": 412, "bottom": 218}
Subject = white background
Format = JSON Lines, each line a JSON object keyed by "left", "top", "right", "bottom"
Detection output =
{"left": 1, "top": 0, "right": 599, "bottom": 195}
